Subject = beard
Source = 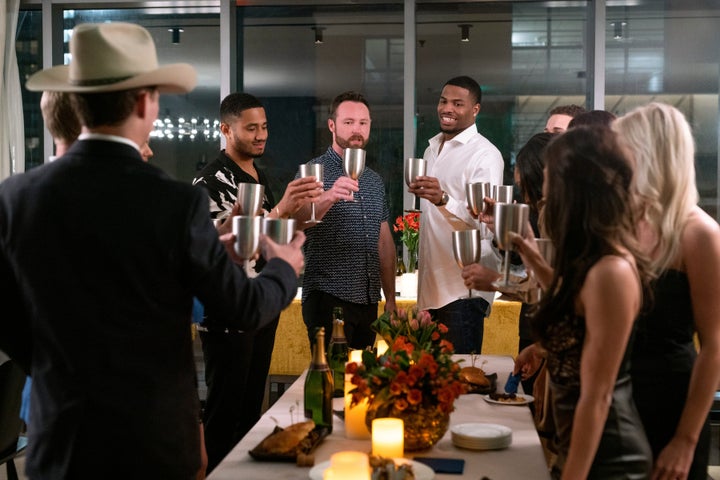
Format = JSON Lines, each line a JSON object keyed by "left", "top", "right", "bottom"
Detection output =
{"left": 335, "top": 133, "right": 368, "bottom": 150}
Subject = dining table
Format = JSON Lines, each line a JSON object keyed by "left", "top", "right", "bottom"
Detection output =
{"left": 207, "top": 354, "right": 550, "bottom": 480}
{"left": 267, "top": 292, "right": 523, "bottom": 377}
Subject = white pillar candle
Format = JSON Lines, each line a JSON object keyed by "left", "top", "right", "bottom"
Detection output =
{"left": 371, "top": 418, "right": 404, "bottom": 458}
{"left": 345, "top": 350, "right": 370, "bottom": 439}
{"left": 349, "top": 349, "right": 363, "bottom": 363}
{"left": 327, "top": 451, "right": 370, "bottom": 480}
{"left": 376, "top": 339, "right": 389, "bottom": 356}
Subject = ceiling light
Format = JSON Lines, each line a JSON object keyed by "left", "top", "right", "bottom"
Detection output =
{"left": 459, "top": 24, "right": 471, "bottom": 43}
{"left": 312, "top": 27, "right": 325, "bottom": 45}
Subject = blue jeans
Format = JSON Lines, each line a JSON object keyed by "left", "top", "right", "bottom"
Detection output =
{"left": 430, "top": 297, "right": 489, "bottom": 354}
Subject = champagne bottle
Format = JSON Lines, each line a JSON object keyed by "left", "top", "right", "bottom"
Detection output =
{"left": 396, "top": 248, "right": 406, "bottom": 276}
{"left": 328, "top": 308, "right": 349, "bottom": 398}
{"left": 304, "top": 327, "right": 334, "bottom": 431}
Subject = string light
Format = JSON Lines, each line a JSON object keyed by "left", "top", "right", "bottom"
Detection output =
{"left": 151, "top": 116, "right": 221, "bottom": 141}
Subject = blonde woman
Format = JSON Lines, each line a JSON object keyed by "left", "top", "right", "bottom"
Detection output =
{"left": 614, "top": 103, "right": 720, "bottom": 480}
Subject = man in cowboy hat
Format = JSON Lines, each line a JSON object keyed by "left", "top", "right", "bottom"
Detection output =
{"left": 0, "top": 22, "right": 305, "bottom": 479}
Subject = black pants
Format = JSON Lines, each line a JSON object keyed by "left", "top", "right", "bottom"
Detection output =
{"left": 302, "top": 291, "right": 377, "bottom": 350}
{"left": 429, "top": 297, "right": 489, "bottom": 354}
{"left": 200, "top": 316, "right": 279, "bottom": 473}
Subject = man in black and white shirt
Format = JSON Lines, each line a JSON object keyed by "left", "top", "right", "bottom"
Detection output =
{"left": 193, "top": 92, "right": 320, "bottom": 472}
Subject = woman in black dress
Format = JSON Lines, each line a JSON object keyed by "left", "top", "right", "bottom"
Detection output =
{"left": 512, "top": 127, "right": 652, "bottom": 479}
{"left": 614, "top": 103, "right": 720, "bottom": 480}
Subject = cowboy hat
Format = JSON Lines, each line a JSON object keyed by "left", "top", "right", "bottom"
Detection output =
{"left": 26, "top": 22, "right": 197, "bottom": 94}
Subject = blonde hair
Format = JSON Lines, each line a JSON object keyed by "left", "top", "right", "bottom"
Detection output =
{"left": 40, "top": 91, "right": 81, "bottom": 144}
{"left": 613, "top": 102, "right": 698, "bottom": 274}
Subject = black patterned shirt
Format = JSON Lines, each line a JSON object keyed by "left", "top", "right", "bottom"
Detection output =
{"left": 300, "top": 147, "right": 389, "bottom": 305}
{"left": 191, "top": 150, "right": 275, "bottom": 219}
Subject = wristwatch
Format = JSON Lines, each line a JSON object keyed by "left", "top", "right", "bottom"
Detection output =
{"left": 435, "top": 190, "right": 449, "bottom": 207}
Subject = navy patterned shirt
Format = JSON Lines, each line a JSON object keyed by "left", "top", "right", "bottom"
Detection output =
{"left": 301, "top": 147, "right": 390, "bottom": 305}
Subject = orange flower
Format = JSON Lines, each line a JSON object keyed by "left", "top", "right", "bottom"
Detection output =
{"left": 346, "top": 305, "right": 463, "bottom": 415}
{"left": 407, "top": 389, "right": 423, "bottom": 405}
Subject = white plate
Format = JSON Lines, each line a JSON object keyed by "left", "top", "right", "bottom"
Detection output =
{"left": 482, "top": 394, "right": 534, "bottom": 406}
{"left": 450, "top": 423, "right": 513, "bottom": 451}
{"left": 309, "top": 458, "right": 434, "bottom": 480}
{"left": 451, "top": 423, "right": 512, "bottom": 440}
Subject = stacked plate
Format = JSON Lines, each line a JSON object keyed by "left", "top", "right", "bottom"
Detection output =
{"left": 450, "top": 423, "right": 512, "bottom": 451}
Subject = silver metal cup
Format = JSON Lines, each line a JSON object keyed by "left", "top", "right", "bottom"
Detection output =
{"left": 492, "top": 185, "right": 514, "bottom": 204}
{"left": 452, "top": 229, "right": 482, "bottom": 298}
{"left": 466, "top": 182, "right": 492, "bottom": 217}
{"left": 236, "top": 183, "right": 265, "bottom": 216}
{"left": 405, "top": 158, "right": 427, "bottom": 212}
{"left": 494, "top": 203, "right": 530, "bottom": 251}
{"left": 452, "top": 229, "right": 482, "bottom": 268}
{"left": 262, "top": 218, "right": 296, "bottom": 245}
{"left": 232, "top": 215, "right": 262, "bottom": 260}
{"left": 343, "top": 148, "right": 366, "bottom": 180}
{"left": 404, "top": 158, "right": 427, "bottom": 187}
{"left": 528, "top": 238, "right": 556, "bottom": 303}
{"left": 299, "top": 163, "right": 324, "bottom": 223}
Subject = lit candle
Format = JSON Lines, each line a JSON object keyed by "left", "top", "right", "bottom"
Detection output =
{"left": 372, "top": 418, "right": 404, "bottom": 458}
{"left": 345, "top": 351, "right": 370, "bottom": 439}
{"left": 349, "top": 349, "right": 363, "bottom": 364}
{"left": 326, "top": 451, "right": 370, "bottom": 480}
{"left": 376, "top": 339, "right": 389, "bottom": 356}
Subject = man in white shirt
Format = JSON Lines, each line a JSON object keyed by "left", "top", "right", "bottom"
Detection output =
{"left": 409, "top": 76, "right": 504, "bottom": 353}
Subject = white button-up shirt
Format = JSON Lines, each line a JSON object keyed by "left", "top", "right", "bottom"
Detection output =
{"left": 417, "top": 123, "right": 504, "bottom": 311}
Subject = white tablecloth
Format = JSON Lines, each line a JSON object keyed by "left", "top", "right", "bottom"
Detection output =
{"left": 207, "top": 355, "right": 550, "bottom": 480}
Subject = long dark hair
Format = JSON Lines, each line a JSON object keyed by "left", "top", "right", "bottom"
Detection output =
{"left": 516, "top": 132, "right": 553, "bottom": 216}
{"left": 533, "top": 127, "right": 650, "bottom": 342}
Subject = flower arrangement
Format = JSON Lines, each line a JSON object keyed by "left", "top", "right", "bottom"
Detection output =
{"left": 346, "top": 306, "right": 466, "bottom": 418}
{"left": 393, "top": 212, "right": 420, "bottom": 272}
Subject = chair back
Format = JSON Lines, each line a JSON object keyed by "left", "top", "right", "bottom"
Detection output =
{"left": 0, "top": 359, "right": 25, "bottom": 459}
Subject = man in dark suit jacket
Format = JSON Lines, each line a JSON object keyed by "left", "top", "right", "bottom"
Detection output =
{"left": 0, "top": 22, "right": 305, "bottom": 480}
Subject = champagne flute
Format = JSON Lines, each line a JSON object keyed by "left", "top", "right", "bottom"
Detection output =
{"left": 404, "top": 157, "right": 427, "bottom": 212}
{"left": 299, "top": 163, "right": 323, "bottom": 224}
{"left": 452, "top": 229, "right": 482, "bottom": 298}
{"left": 236, "top": 183, "right": 265, "bottom": 216}
{"left": 262, "top": 218, "right": 296, "bottom": 245}
{"left": 493, "top": 203, "right": 530, "bottom": 292}
{"left": 466, "top": 182, "right": 492, "bottom": 218}
{"left": 492, "top": 185, "right": 514, "bottom": 204}
{"left": 343, "top": 148, "right": 366, "bottom": 202}
{"left": 232, "top": 215, "right": 262, "bottom": 273}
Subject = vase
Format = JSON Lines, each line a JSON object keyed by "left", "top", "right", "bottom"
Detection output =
{"left": 407, "top": 250, "right": 418, "bottom": 273}
{"left": 366, "top": 402, "right": 450, "bottom": 451}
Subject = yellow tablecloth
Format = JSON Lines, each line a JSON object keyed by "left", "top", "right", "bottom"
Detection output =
{"left": 268, "top": 297, "right": 522, "bottom": 376}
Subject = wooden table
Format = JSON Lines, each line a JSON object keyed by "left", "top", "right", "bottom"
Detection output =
{"left": 269, "top": 297, "right": 522, "bottom": 376}
{"left": 208, "top": 355, "right": 550, "bottom": 480}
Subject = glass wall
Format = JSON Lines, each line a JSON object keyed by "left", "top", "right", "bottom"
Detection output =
{"left": 16, "top": 10, "right": 43, "bottom": 169}
{"left": 239, "top": 4, "right": 405, "bottom": 220}
{"left": 16, "top": 0, "right": 720, "bottom": 222}
{"left": 604, "top": 2, "right": 720, "bottom": 217}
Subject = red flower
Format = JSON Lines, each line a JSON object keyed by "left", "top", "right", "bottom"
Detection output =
{"left": 346, "top": 362, "right": 358, "bottom": 375}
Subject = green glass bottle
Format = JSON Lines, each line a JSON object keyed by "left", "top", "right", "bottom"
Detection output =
{"left": 396, "top": 252, "right": 407, "bottom": 276}
{"left": 328, "top": 307, "right": 349, "bottom": 398}
{"left": 304, "top": 327, "right": 334, "bottom": 431}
